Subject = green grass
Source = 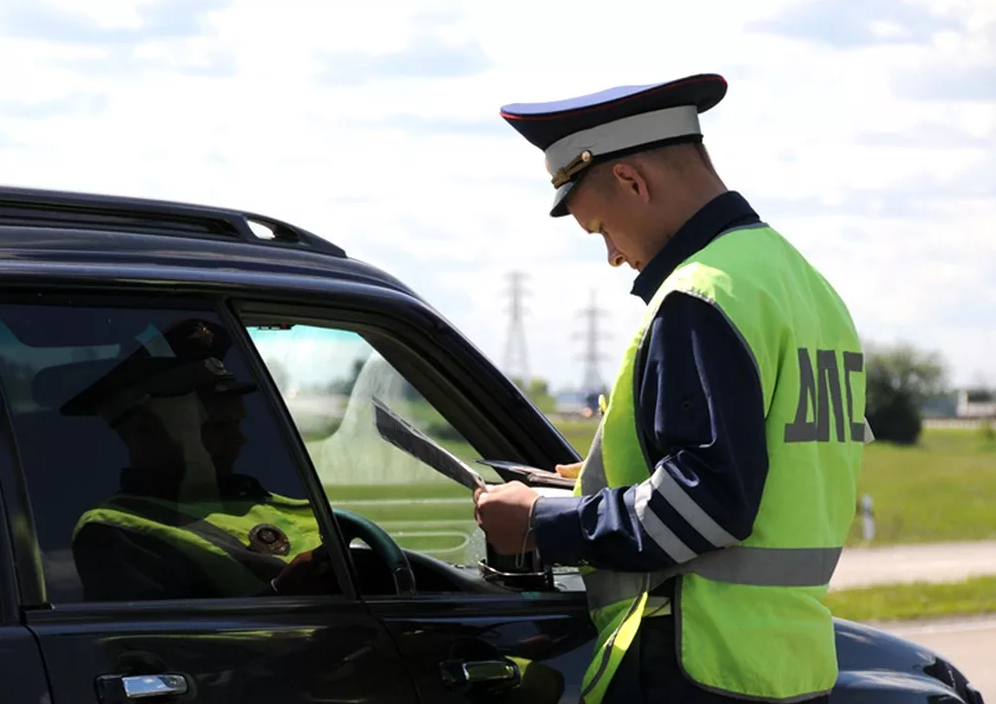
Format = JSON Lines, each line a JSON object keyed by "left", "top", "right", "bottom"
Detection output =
{"left": 552, "top": 422, "right": 996, "bottom": 547}
{"left": 553, "top": 419, "right": 602, "bottom": 457}
{"left": 825, "top": 576, "right": 996, "bottom": 622}
{"left": 844, "top": 427, "right": 996, "bottom": 545}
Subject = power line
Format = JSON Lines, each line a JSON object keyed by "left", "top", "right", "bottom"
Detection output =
{"left": 575, "top": 288, "right": 610, "bottom": 394}
{"left": 502, "top": 271, "right": 530, "bottom": 384}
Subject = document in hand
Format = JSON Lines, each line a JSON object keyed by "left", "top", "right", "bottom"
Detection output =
{"left": 371, "top": 396, "right": 488, "bottom": 493}
{"left": 474, "top": 459, "right": 576, "bottom": 490}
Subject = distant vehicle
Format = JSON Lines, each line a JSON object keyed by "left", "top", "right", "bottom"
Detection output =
{"left": 0, "top": 185, "right": 983, "bottom": 704}
{"left": 555, "top": 391, "right": 602, "bottom": 419}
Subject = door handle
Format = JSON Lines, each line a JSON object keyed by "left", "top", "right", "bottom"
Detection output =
{"left": 440, "top": 659, "right": 520, "bottom": 691}
{"left": 96, "top": 673, "right": 190, "bottom": 702}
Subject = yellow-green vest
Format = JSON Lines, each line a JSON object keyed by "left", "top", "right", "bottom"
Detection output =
{"left": 574, "top": 224, "right": 868, "bottom": 704}
{"left": 73, "top": 492, "right": 323, "bottom": 595}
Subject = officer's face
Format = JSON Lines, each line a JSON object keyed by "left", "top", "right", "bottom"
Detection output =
{"left": 567, "top": 164, "right": 654, "bottom": 271}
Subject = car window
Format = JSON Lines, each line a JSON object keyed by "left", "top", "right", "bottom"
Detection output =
{"left": 0, "top": 298, "right": 337, "bottom": 604}
{"left": 243, "top": 322, "right": 501, "bottom": 576}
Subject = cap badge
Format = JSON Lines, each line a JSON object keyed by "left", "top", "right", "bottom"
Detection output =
{"left": 550, "top": 149, "right": 592, "bottom": 188}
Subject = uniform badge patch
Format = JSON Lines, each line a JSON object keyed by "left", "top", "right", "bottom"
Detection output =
{"left": 248, "top": 523, "right": 291, "bottom": 555}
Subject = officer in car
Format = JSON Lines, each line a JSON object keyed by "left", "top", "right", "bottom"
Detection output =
{"left": 474, "top": 74, "right": 869, "bottom": 704}
{"left": 66, "top": 318, "right": 336, "bottom": 601}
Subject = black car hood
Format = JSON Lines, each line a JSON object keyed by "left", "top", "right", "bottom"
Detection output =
{"left": 834, "top": 618, "right": 982, "bottom": 704}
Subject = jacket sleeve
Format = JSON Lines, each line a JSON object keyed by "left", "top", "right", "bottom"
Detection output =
{"left": 532, "top": 292, "right": 769, "bottom": 571}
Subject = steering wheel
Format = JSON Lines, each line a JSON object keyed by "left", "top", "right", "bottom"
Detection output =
{"left": 332, "top": 508, "right": 416, "bottom": 595}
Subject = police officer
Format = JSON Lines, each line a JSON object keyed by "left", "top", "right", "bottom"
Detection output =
{"left": 67, "top": 318, "right": 335, "bottom": 601}
{"left": 473, "top": 74, "right": 870, "bottom": 704}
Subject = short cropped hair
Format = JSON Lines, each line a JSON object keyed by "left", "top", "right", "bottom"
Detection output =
{"left": 582, "top": 139, "right": 717, "bottom": 195}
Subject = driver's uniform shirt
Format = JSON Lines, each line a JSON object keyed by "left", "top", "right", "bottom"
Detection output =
{"left": 72, "top": 474, "right": 320, "bottom": 601}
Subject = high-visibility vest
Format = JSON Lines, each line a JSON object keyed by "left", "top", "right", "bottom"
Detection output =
{"left": 574, "top": 223, "right": 867, "bottom": 704}
{"left": 74, "top": 492, "right": 323, "bottom": 595}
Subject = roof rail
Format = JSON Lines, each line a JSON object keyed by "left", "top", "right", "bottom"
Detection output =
{"left": 0, "top": 186, "right": 346, "bottom": 257}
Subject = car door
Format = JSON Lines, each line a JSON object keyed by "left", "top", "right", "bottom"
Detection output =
{"left": 234, "top": 296, "right": 600, "bottom": 704}
{"left": 0, "top": 292, "right": 419, "bottom": 704}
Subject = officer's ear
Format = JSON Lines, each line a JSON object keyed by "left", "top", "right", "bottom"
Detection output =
{"left": 609, "top": 161, "right": 651, "bottom": 205}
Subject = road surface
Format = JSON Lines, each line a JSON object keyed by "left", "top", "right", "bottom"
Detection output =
{"left": 830, "top": 541, "right": 996, "bottom": 590}
{"left": 878, "top": 616, "right": 996, "bottom": 702}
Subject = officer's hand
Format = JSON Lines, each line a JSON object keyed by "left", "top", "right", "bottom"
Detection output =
{"left": 554, "top": 461, "right": 583, "bottom": 479}
{"left": 473, "top": 481, "right": 540, "bottom": 555}
{"left": 272, "top": 548, "right": 337, "bottom": 596}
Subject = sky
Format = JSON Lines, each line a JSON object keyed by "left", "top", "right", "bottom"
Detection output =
{"left": 0, "top": 0, "right": 993, "bottom": 393}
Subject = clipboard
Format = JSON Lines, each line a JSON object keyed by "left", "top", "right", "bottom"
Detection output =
{"left": 474, "top": 459, "right": 577, "bottom": 490}
{"left": 371, "top": 396, "right": 488, "bottom": 493}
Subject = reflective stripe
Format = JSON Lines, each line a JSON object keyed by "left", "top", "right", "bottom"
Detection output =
{"left": 661, "top": 545, "right": 843, "bottom": 587}
{"left": 581, "top": 423, "right": 700, "bottom": 562}
{"left": 634, "top": 479, "right": 698, "bottom": 563}
{"left": 584, "top": 545, "right": 842, "bottom": 609}
{"left": 582, "top": 411, "right": 737, "bottom": 557}
{"left": 648, "top": 466, "right": 738, "bottom": 548}
{"left": 583, "top": 569, "right": 670, "bottom": 609}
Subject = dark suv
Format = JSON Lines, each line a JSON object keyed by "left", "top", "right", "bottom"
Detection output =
{"left": 0, "top": 186, "right": 983, "bottom": 704}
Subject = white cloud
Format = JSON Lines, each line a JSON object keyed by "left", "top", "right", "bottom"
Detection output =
{"left": 0, "top": 0, "right": 993, "bottom": 391}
